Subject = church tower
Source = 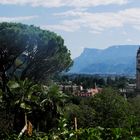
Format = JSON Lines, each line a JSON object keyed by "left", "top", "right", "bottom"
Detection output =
{"left": 136, "top": 47, "right": 140, "bottom": 90}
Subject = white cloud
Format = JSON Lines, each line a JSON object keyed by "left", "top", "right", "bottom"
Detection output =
{"left": 126, "top": 38, "right": 133, "bottom": 42}
{"left": 122, "top": 31, "right": 127, "bottom": 35}
{"left": 89, "top": 30, "right": 102, "bottom": 34}
{"left": 0, "top": 0, "right": 129, "bottom": 8}
{"left": 134, "top": 26, "right": 140, "bottom": 30}
{"left": 45, "top": 8, "right": 140, "bottom": 33}
{"left": 64, "top": 0, "right": 128, "bottom": 8}
{"left": 0, "top": 16, "right": 38, "bottom": 22}
{"left": 42, "top": 24, "right": 80, "bottom": 32}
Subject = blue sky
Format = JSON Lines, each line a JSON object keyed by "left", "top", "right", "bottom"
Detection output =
{"left": 0, "top": 0, "right": 140, "bottom": 58}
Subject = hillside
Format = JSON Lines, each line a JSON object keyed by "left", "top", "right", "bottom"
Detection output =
{"left": 69, "top": 45, "right": 139, "bottom": 75}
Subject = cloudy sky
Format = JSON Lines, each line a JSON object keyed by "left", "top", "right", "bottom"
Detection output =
{"left": 0, "top": 0, "right": 140, "bottom": 58}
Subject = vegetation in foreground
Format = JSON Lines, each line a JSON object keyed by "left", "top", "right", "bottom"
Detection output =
{"left": 1, "top": 79, "right": 140, "bottom": 139}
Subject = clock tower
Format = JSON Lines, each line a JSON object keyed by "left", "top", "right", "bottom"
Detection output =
{"left": 136, "top": 47, "right": 140, "bottom": 90}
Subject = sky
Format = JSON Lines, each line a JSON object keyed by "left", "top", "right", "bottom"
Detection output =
{"left": 0, "top": 0, "right": 140, "bottom": 58}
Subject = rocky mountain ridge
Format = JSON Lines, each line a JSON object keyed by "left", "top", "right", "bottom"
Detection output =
{"left": 69, "top": 45, "right": 139, "bottom": 75}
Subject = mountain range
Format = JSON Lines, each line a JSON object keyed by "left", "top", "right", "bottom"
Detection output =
{"left": 69, "top": 45, "right": 139, "bottom": 75}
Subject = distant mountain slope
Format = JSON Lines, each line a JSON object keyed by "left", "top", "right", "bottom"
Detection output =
{"left": 69, "top": 45, "right": 139, "bottom": 75}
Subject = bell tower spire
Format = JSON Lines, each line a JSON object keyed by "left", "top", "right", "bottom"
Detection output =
{"left": 136, "top": 47, "right": 140, "bottom": 90}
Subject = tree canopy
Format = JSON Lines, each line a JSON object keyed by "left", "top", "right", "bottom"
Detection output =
{"left": 0, "top": 22, "right": 72, "bottom": 82}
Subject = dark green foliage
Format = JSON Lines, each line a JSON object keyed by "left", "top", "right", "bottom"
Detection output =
{"left": 57, "top": 74, "right": 106, "bottom": 88}
{"left": 57, "top": 74, "right": 133, "bottom": 89}
{"left": 128, "top": 95, "right": 140, "bottom": 127}
{"left": 0, "top": 22, "right": 72, "bottom": 82}
{"left": 0, "top": 79, "right": 69, "bottom": 135}
{"left": 64, "top": 88, "right": 135, "bottom": 129}
{"left": 1, "top": 80, "right": 140, "bottom": 139}
{"left": 89, "top": 88, "right": 132, "bottom": 128}
{"left": 64, "top": 103, "right": 96, "bottom": 129}
{"left": 2, "top": 127, "right": 140, "bottom": 140}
